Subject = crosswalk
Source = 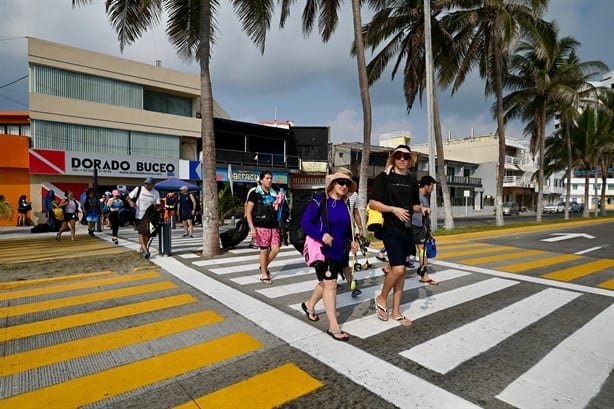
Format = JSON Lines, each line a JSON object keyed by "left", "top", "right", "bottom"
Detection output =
{"left": 0, "top": 268, "right": 325, "bottom": 408}
{"left": 167, "top": 238, "right": 614, "bottom": 409}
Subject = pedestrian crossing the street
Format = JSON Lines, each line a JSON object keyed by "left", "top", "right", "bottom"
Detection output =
{"left": 171, "top": 240, "right": 614, "bottom": 408}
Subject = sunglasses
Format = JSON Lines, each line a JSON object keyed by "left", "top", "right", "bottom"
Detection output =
{"left": 334, "top": 179, "right": 350, "bottom": 187}
{"left": 393, "top": 152, "right": 412, "bottom": 161}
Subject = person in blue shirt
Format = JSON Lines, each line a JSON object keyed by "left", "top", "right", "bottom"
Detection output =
{"left": 300, "top": 170, "right": 358, "bottom": 341}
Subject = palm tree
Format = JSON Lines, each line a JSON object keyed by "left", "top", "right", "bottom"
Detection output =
{"left": 440, "top": 0, "right": 549, "bottom": 226}
{"left": 279, "top": 0, "right": 379, "bottom": 230}
{"left": 556, "top": 52, "right": 609, "bottom": 219}
{"left": 73, "top": 0, "right": 277, "bottom": 257}
{"left": 502, "top": 30, "right": 607, "bottom": 222}
{"left": 546, "top": 107, "right": 611, "bottom": 217}
{"left": 597, "top": 91, "right": 614, "bottom": 216}
{"left": 0, "top": 194, "right": 12, "bottom": 221}
{"left": 362, "top": 0, "right": 455, "bottom": 229}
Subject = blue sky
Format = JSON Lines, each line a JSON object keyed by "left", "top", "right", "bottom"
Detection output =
{"left": 1, "top": 0, "right": 612, "bottom": 145}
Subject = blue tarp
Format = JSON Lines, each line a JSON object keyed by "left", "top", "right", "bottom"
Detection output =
{"left": 154, "top": 177, "right": 201, "bottom": 191}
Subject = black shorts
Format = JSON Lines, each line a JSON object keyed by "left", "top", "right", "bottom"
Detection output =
{"left": 380, "top": 225, "right": 414, "bottom": 267}
{"left": 313, "top": 259, "right": 346, "bottom": 281}
{"left": 412, "top": 225, "right": 427, "bottom": 244}
{"left": 64, "top": 212, "right": 78, "bottom": 221}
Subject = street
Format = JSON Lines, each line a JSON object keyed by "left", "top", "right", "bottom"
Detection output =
{"left": 0, "top": 218, "right": 613, "bottom": 408}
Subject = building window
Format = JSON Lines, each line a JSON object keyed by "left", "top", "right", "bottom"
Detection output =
{"left": 143, "top": 89, "right": 192, "bottom": 117}
{"left": 32, "top": 65, "right": 143, "bottom": 109}
{"left": 32, "top": 120, "right": 179, "bottom": 159}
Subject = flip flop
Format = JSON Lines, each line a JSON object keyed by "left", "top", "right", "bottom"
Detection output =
{"left": 301, "top": 302, "right": 319, "bottom": 322}
{"left": 375, "top": 299, "right": 389, "bottom": 321}
{"left": 376, "top": 255, "right": 387, "bottom": 262}
{"left": 259, "top": 277, "right": 272, "bottom": 284}
{"left": 326, "top": 329, "right": 349, "bottom": 341}
{"left": 419, "top": 278, "right": 439, "bottom": 285}
{"left": 392, "top": 315, "right": 412, "bottom": 326}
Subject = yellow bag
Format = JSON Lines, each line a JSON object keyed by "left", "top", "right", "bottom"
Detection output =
{"left": 51, "top": 203, "right": 65, "bottom": 221}
{"left": 366, "top": 204, "right": 383, "bottom": 232}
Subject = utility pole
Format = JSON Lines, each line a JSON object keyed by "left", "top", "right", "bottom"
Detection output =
{"left": 424, "top": 0, "right": 437, "bottom": 229}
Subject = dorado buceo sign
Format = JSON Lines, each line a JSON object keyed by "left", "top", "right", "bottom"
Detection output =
{"left": 67, "top": 152, "right": 177, "bottom": 178}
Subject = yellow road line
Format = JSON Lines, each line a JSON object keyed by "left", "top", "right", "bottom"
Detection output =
{"left": 0, "top": 281, "right": 177, "bottom": 318}
{"left": 498, "top": 254, "right": 583, "bottom": 273}
{"left": 541, "top": 259, "right": 614, "bottom": 282}
{"left": 175, "top": 363, "right": 322, "bottom": 409}
{"left": 442, "top": 246, "right": 518, "bottom": 258}
{"left": 458, "top": 249, "right": 547, "bottom": 265}
{"left": 598, "top": 279, "right": 614, "bottom": 289}
{"left": 436, "top": 243, "right": 491, "bottom": 251}
{"left": 0, "top": 310, "right": 224, "bottom": 377}
{"left": 0, "top": 271, "right": 117, "bottom": 290}
{"left": 0, "top": 332, "right": 262, "bottom": 408}
{"left": 0, "top": 272, "right": 161, "bottom": 301}
{"left": 0, "top": 294, "right": 197, "bottom": 342}
{"left": 0, "top": 249, "right": 127, "bottom": 265}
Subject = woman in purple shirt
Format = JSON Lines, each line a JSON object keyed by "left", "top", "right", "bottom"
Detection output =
{"left": 300, "top": 170, "right": 358, "bottom": 341}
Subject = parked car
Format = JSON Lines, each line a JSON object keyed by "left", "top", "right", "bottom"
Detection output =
{"left": 561, "top": 202, "right": 584, "bottom": 213}
{"left": 543, "top": 203, "right": 559, "bottom": 213}
{"left": 502, "top": 201, "right": 520, "bottom": 216}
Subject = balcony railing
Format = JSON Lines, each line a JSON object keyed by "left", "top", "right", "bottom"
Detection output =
{"left": 447, "top": 175, "right": 482, "bottom": 186}
{"left": 216, "top": 148, "right": 299, "bottom": 169}
{"left": 503, "top": 175, "right": 534, "bottom": 187}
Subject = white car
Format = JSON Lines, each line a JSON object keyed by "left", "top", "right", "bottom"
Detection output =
{"left": 543, "top": 203, "right": 559, "bottom": 213}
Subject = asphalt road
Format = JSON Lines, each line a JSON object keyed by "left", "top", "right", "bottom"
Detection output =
{"left": 1, "top": 218, "right": 613, "bottom": 408}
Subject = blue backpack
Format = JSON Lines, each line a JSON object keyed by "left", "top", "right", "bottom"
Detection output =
{"left": 425, "top": 234, "right": 437, "bottom": 258}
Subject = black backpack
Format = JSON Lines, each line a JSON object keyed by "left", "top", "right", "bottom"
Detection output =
{"left": 289, "top": 192, "right": 326, "bottom": 253}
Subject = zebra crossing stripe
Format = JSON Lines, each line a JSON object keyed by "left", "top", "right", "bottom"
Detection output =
{"left": 232, "top": 266, "right": 313, "bottom": 285}
{"left": 458, "top": 249, "right": 546, "bottom": 265}
{"left": 256, "top": 266, "right": 388, "bottom": 298}
{"left": 192, "top": 249, "right": 296, "bottom": 267}
{"left": 496, "top": 303, "right": 614, "bottom": 409}
{"left": 499, "top": 254, "right": 583, "bottom": 273}
{"left": 209, "top": 256, "right": 305, "bottom": 275}
{"left": 541, "top": 259, "right": 614, "bottom": 282}
{"left": 0, "top": 281, "right": 177, "bottom": 318}
{"left": 400, "top": 288, "right": 581, "bottom": 374}
{"left": 343, "top": 275, "right": 511, "bottom": 339}
{"left": 287, "top": 269, "right": 472, "bottom": 315}
{"left": 173, "top": 363, "right": 322, "bottom": 409}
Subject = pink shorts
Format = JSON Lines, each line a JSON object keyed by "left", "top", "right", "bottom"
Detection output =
{"left": 254, "top": 227, "right": 280, "bottom": 249}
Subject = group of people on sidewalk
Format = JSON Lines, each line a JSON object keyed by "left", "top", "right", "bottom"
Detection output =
{"left": 245, "top": 145, "right": 437, "bottom": 342}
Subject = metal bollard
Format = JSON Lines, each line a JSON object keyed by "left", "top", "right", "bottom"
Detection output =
{"left": 158, "top": 222, "right": 172, "bottom": 256}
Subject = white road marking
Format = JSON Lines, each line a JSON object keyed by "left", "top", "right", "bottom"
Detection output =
{"left": 343, "top": 275, "right": 511, "bottom": 339}
{"left": 573, "top": 246, "right": 602, "bottom": 255}
{"left": 155, "top": 257, "right": 482, "bottom": 409}
{"left": 541, "top": 233, "right": 595, "bottom": 242}
{"left": 431, "top": 259, "right": 614, "bottom": 298}
{"left": 496, "top": 303, "right": 614, "bottom": 409}
{"left": 208, "top": 256, "right": 306, "bottom": 275}
{"left": 400, "top": 288, "right": 581, "bottom": 374}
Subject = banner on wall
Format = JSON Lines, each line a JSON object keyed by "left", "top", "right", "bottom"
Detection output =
{"left": 187, "top": 160, "right": 288, "bottom": 184}
{"left": 30, "top": 149, "right": 178, "bottom": 178}
{"left": 289, "top": 174, "right": 326, "bottom": 189}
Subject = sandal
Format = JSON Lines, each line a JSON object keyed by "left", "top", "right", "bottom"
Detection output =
{"left": 259, "top": 276, "right": 272, "bottom": 284}
{"left": 419, "top": 278, "right": 439, "bottom": 285}
{"left": 326, "top": 329, "right": 349, "bottom": 341}
{"left": 301, "top": 302, "right": 319, "bottom": 322}
{"left": 392, "top": 315, "right": 412, "bottom": 326}
{"left": 376, "top": 254, "right": 387, "bottom": 262}
{"left": 375, "top": 297, "right": 389, "bottom": 321}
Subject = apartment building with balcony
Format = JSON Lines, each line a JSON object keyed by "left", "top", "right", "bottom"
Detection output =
{"left": 413, "top": 133, "right": 535, "bottom": 212}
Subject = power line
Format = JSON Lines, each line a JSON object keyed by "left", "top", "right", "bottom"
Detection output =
{"left": 0, "top": 75, "right": 28, "bottom": 89}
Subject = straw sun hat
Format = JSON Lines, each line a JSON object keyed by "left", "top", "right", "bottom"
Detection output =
{"left": 325, "top": 171, "right": 357, "bottom": 193}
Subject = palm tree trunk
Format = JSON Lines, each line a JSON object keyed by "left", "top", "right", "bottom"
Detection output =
{"left": 582, "top": 173, "right": 590, "bottom": 218}
{"left": 351, "top": 0, "right": 372, "bottom": 230}
{"left": 494, "top": 47, "right": 506, "bottom": 227}
{"left": 564, "top": 118, "right": 572, "bottom": 220}
{"left": 199, "top": 0, "right": 220, "bottom": 257}
{"left": 600, "top": 160, "right": 607, "bottom": 216}
{"left": 432, "top": 87, "right": 454, "bottom": 229}
{"left": 536, "top": 108, "right": 546, "bottom": 223}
